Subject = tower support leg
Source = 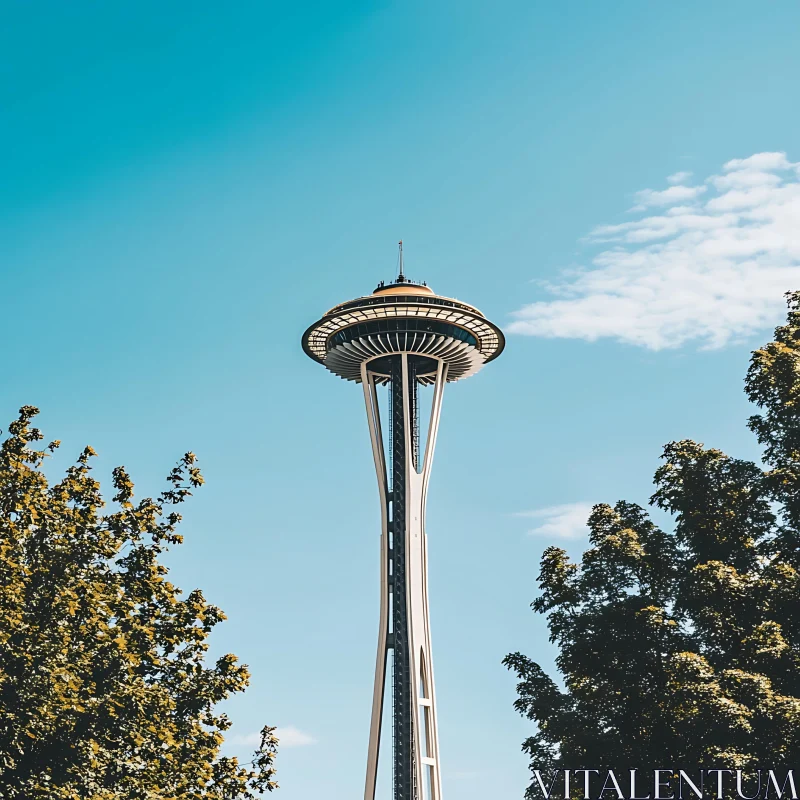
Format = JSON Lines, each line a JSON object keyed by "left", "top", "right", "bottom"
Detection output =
{"left": 361, "top": 356, "right": 447, "bottom": 800}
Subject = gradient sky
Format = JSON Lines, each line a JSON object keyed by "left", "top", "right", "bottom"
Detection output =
{"left": 3, "top": 2, "right": 800, "bottom": 798}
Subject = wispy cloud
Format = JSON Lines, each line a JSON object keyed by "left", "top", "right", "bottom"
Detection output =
{"left": 667, "top": 171, "right": 693, "bottom": 185}
{"left": 631, "top": 183, "right": 707, "bottom": 211}
{"left": 516, "top": 503, "right": 592, "bottom": 540}
{"left": 275, "top": 726, "right": 316, "bottom": 747}
{"left": 227, "top": 726, "right": 316, "bottom": 749}
{"left": 509, "top": 152, "right": 800, "bottom": 350}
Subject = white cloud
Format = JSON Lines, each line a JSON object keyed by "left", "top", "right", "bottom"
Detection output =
{"left": 226, "top": 732, "right": 263, "bottom": 748}
{"left": 667, "top": 171, "right": 693, "bottom": 185}
{"left": 631, "top": 184, "right": 706, "bottom": 210}
{"left": 510, "top": 152, "right": 800, "bottom": 349}
{"left": 227, "top": 726, "right": 316, "bottom": 749}
{"left": 275, "top": 726, "right": 316, "bottom": 747}
{"left": 516, "top": 503, "right": 593, "bottom": 540}
{"left": 723, "top": 152, "right": 793, "bottom": 171}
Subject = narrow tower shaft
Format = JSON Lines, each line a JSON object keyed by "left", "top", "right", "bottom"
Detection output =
{"left": 382, "top": 354, "right": 442, "bottom": 800}
{"left": 391, "top": 356, "right": 417, "bottom": 799}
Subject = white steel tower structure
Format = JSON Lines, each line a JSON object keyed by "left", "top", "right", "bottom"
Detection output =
{"left": 301, "top": 245, "right": 504, "bottom": 800}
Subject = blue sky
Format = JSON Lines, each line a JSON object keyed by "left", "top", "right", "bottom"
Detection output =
{"left": 3, "top": 1, "right": 800, "bottom": 797}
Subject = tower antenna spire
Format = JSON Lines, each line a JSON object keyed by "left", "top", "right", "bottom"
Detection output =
{"left": 398, "top": 239, "right": 404, "bottom": 282}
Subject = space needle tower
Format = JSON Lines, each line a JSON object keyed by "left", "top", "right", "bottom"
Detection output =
{"left": 302, "top": 243, "right": 504, "bottom": 800}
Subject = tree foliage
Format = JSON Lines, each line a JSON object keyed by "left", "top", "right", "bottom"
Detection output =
{"left": 505, "top": 293, "right": 800, "bottom": 793}
{"left": 0, "top": 407, "right": 277, "bottom": 799}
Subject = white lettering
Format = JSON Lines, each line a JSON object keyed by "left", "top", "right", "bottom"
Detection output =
{"left": 678, "top": 770, "right": 703, "bottom": 800}
{"left": 767, "top": 771, "right": 798, "bottom": 800}
{"left": 600, "top": 770, "right": 624, "bottom": 799}
{"left": 654, "top": 770, "right": 675, "bottom": 800}
{"left": 533, "top": 770, "right": 560, "bottom": 799}
{"left": 631, "top": 769, "right": 652, "bottom": 800}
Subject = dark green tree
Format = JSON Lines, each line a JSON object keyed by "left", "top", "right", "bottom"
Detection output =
{"left": 505, "top": 293, "right": 800, "bottom": 795}
{"left": 0, "top": 406, "right": 277, "bottom": 799}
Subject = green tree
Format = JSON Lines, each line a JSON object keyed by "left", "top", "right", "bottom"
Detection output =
{"left": 505, "top": 293, "right": 800, "bottom": 795}
{"left": 0, "top": 406, "right": 277, "bottom": 799}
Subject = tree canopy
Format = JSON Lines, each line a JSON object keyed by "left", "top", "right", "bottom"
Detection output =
{"left": 0, "top": 406, "right": 276, "bottom": 799}
{"left": 505, "top": 293, "right": 800, "bottom": 795}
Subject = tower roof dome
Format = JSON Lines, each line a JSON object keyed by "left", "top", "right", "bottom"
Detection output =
{"left": 372, "top": 281, "right": 435, "bottom": 297}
